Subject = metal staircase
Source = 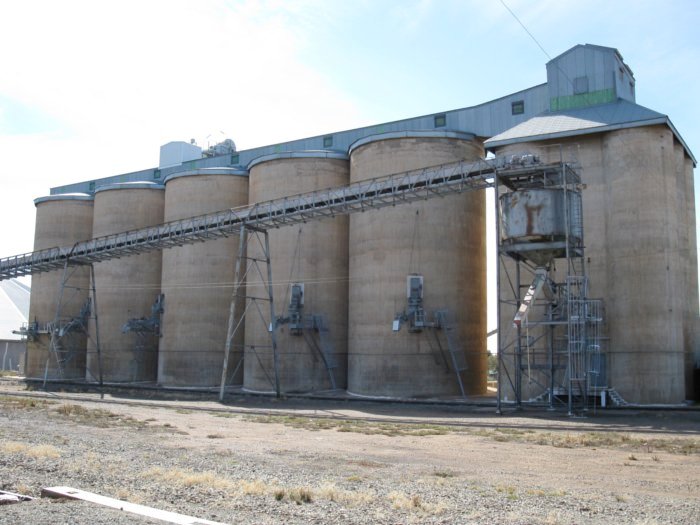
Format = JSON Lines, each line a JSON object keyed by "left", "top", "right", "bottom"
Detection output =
{"left": 606, "top": 388, "right": 629, "bottom": 407}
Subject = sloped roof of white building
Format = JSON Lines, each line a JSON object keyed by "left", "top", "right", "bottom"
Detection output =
{"left": 0, "top": 279, "right": 29, "bottom": 341}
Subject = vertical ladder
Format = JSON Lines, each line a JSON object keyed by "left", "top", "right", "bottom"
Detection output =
{"left": 45, "top": 261, "right": 73, "bottom": 384}
{"left": 566, "top": 276, "right": 588, "bottom": 415}
{"left": 434, "top": 310, "right": 467, "bottom": 397}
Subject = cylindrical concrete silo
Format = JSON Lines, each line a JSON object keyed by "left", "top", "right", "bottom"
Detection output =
{"left": 26, "top": 194, "right": 94, "bottom": 379}
{"left": 675, "top": 143, "right": 699, "bottom": 401}
{"left": 244, "top": 152, "right": 349, "bottom": 393}
{"left": 602, "top": 126, "right": 685, "bottom": 404}
{"left": 347, "top": 131, "right": 486, "bottom": 398}
{"left": 158, "top": 168, "right": 249, "bottom": 387}
{"left": 494, "top": 127, "right": 690, "bottom": 404}
{"left": 86, "top": 182, "right": 164, "bottom": 382}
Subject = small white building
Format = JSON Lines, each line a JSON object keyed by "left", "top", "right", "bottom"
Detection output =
{"left": 0, "top": 279, "right": 29, "bottom": 372}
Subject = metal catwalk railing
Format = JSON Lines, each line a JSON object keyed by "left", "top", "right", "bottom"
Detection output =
{"left": 0, "top": 158, "right": 502, "bottom": 279}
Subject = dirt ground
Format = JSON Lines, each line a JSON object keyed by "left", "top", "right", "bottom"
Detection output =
{"left": 0, "top": 379, "right": 698, "bottom": 524}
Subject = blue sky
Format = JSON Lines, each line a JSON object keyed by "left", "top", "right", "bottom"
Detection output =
{"left": 1, "top": 0, "right": 699, "bottom": 337}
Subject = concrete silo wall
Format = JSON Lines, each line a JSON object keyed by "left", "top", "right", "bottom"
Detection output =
{"left": 347, "top": 132, "right": 486, "bottom": 398}
{"left": 26, "top": 195, "right": 94, "bottom": 379}
{"left": 244, "top": 153, "right": 349, "bottom": 393}
{"left": 158, "top": 169, "right": 249, "bottom": 387}
{"left": 677, "top": 155, "right": 700, "bottom": 401}
{"left": 495, "top": 125, "right": 696, "bottom": 404}
{"left": 86, "top": 183, "right": 164, "bottom": 382}
{"left": 602, "top": 126, "right": 686, "bottom": 403}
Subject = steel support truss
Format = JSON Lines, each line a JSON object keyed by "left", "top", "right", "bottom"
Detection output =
{"left": 219, "top": 226, "right": 280, "bottom": 400}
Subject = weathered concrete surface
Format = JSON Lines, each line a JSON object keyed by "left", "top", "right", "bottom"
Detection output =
{"left": 348, "top": 135, "right": 486, "bottom": 398}
{"left": 496, "top": 125, "right": 697, "bottom": 404}
{"left": 244, "top": 156, "right": 349, "bottom": 393}
{"left": 603, "top": 126, "right": 685, "bottom": 403}
{"left": 158, "top": 171, "right": 249, "bottom": 387}
{"left": 26, "top": 197, "right": 94, "bottom": 379}
{"left": 681, "top": 151, "right": 699, "bottom": 400}
{"left": 86, "top": 185, "right": 164, "bottom": 382}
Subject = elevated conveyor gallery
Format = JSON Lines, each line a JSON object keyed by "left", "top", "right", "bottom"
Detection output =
{"left": 0, "top": 157, "right": 518, "bottom": 279}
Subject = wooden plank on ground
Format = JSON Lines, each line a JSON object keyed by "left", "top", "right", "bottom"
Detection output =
{"left": 0, "top": 489, "right": 34, "bottom": 502}
{"left": 42, "top": 486, "right": 228, "bottom": 525}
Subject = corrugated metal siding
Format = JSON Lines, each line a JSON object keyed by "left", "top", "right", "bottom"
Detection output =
{"left": 51, "top": 84, "right": 550, "bottom": 195}
{"left": 547, "top": 46, "right": 619, "bottom": 99}
{"left": 546, "top": 44, "right": 635, "bottom": 109}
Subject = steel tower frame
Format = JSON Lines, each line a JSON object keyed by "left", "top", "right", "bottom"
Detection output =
{"left": 494, "top": 150, "right": 603, "bottom": 416}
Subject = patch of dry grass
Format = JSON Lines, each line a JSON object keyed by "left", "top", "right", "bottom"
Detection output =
{"left": 472, "top": 427, "right": 698, "bottom": 455}
{"left": 388, "top": 491, "right": 448, "bottom": 514}
{"left": 142, "top": 468, "right": 375, "bottom": 507}
{"left": 347, "top": 459, "right": 386, "bottom": 469}
{"left": 242, "top": 414, "right": 697, "bottom": 454}
{"left": 0, "top": 395, "right": 52, "bottom": 410}
{"left": 53, "top": 403, "right": 179, "bottom": 432}
{"left": 143, "top": 467, "right": 236, "bottom": 490}
{"left": 496, "top": 484, "right": 518, "bottom": 500}
{"left": 244, "top": 414, "right": 453, "bottom": 437}
{"left": 526, "top": 488, "right": 567, "bottom": 498}
{"left": 2, "top": 441, "right": 61, "bottom": 458}
{"left": 115, "top": 488, "right": 145, "bottom": 504}
{"left": 315, "top": 483, "right": 375, "bottom": 506}
{"left": 2, "top": 441, "right": 27, "bottom": 453}
{"left": 239, "top": 479, "right": 269, "bottom": 495}
{"left": 288, "top": 487, "right": 313, "bottom": 504}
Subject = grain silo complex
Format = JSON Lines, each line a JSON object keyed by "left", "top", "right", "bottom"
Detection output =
{"left": 7, "top": 43, "right": 698, "bottom": 407}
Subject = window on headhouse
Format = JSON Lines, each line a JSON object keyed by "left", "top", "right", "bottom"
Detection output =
{"left": 573, "top": 76, "right": 589, "bottom": 95}
{"left": 511, "top": 100, "right": 524, "bottom": 115}
{"left": 323, "top": 136, "right": 333, "bottom": 148}
{"left": 231, "top": 154, "right": 239, "bottom": 165}
{"left": 434, "top": 114, "right": 446, "bottom": 128}
{"left": 89, "top": 181, "right": 95, "bottom": 192}
{"left": 153, "top": 169, "right": 161, "bottom": 180}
